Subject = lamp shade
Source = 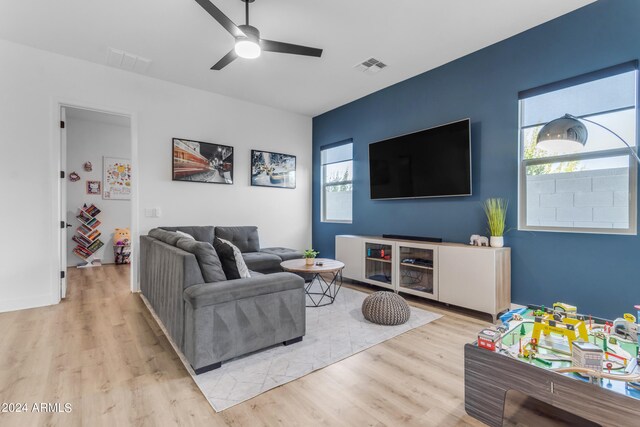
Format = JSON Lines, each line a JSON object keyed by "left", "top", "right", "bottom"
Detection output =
{"left": 536, "top": 115, "right": 588, "bottom": 153}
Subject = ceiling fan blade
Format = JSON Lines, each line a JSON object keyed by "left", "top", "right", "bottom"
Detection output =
{"left": 194, "top": 0, "right": 245, "bottom": 38}
{"left": 260, "top": 39, "right": 323, "bottom": 57}
{"left": 211, "top": 49, "right": 238, "bottom": 70}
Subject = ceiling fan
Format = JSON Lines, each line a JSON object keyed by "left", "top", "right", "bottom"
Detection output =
{"left": 194, "top": 0, "right": 323, "bottom": 70}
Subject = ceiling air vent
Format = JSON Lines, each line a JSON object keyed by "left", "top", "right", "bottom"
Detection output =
{"left": 106, "top": 47, "right": 152, "bottom": 74}
{"left": 354, "top": 57, "right": 387, "bottom": 75}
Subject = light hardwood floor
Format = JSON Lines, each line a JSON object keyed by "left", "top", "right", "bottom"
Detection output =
{"left": 0, "top": 265, "right": 590, "bottom": 426}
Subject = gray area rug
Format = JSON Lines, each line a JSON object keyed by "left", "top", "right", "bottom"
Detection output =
{"left": 190, "top": 285, "right": 442, "bottom": 412}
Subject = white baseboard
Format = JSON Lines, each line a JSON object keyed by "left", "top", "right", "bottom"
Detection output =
{"left": 0, "top": 294, "right": 55, "bottom": 313}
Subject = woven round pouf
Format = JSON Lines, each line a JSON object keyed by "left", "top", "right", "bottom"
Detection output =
{"left": 362, "top": 291, "right": 410, "bottom": 325}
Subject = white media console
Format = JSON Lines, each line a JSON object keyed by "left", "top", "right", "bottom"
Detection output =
{"left": 336, "top": 235, "right": 511, "bottom": 320}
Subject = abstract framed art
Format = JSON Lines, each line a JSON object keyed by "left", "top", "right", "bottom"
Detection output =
{"left": 172, "top": 138, "right": 234, "bottom": 184}
{"left": 251, "top": 150, "right": 296, "bottom": 189}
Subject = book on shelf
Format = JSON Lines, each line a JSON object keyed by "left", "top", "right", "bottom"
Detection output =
{"left": 73, "top": 248, "right": 89, "bottom": 260}
{"left": 87, "top": 239, "right": 104, "bottom": 253}
{"left": 83, "top": 204, "right": 101, "bottom": 217}
{"left": 72, "top": 235, "right": 90, "bottom": 248}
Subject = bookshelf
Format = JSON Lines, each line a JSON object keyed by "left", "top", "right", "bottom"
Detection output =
{"left": 73, "top": 203, "right": 103, "bottom": 268}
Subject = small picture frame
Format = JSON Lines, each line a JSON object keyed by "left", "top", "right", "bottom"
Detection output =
{"left": 86, "top": 180, "right": 101, "bottom": 195}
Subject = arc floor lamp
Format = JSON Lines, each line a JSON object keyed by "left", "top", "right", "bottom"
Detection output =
{"left": 536, "top": 113, "right": 640, "bottom": 164}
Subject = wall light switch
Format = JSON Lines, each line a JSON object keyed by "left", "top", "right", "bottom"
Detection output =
{"left": 144, "top": 208, "right": 154, "bottom": 217}
{"left": 154, "top": 208, "right": 162, "bottom": 218}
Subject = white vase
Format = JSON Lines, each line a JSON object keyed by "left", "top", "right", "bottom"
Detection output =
{"left": 490, "top": 236, "right": 504, "bottom": 248}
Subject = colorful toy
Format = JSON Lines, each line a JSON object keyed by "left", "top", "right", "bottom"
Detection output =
{"left": 531, "top": 311, "right": 589, "bottom": 352}
{"left": 613, "top": 313, "right": 638, "bottom": 343}
{"left": 478, "top": 328, "right": 500, "bottom": 351}
{"left": 572, "top": 341, "right": 604, "bottom": 372}
{"left": 553, "top": 302, "right": 577, "bottom": 318}
{"left": 113, "top": 228, "right": 130, "bottom": 246}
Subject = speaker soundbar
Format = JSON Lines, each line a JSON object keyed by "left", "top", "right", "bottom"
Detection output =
{"left": 382, "top": 234, "right": 443, "bottom": 243}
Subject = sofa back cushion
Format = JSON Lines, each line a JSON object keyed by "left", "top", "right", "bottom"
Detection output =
{"left": 176, "top": 238, "right": 227, "bottom": 283}
{"left": 214, "top": 226, "right": 260, "bottom": 253}
{"left": 160, "top": 226, "right": 215, "bottom": 244}
{"left": 149, "top": 228, "right": 182, "bottom": 246}
{"left": 213, "top": 238, "right": 251, "bottom": 279}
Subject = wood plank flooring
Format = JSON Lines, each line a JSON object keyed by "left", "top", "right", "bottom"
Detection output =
{"left": 0, "top": 265, "right": 588, "bottom": 426}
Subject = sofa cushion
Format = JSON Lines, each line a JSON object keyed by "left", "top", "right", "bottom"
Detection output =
{"left": 149, "top": 228, "right": 182, "bottom": 246}
{"left": 242, "top": 251, "right": 283, "bottom": 274}
{"left": 260, "top": 247, "right": 303, "bottom": 262}
{"left": 183, "top": 272, "right": 304, "bottom": 309}
{"left": 176, "top": 238, "right": 226, "bottom": 283}
{"left": 160, "top": 226, "right": 215, "bottom": 244}
{"left": 214, "top": 226, "right": 260, "bottom": 253}
{"left": 213, "top": 238, "right": 251, "bottom": 280}
{"left": 176, "top": 230, "right": 195, "bottom": 240}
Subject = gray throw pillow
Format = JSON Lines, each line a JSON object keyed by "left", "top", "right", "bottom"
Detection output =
{"left": 213, "top": 238, "right": 251, "bottom": 280}
{"left": 176, "top": 230, "right": 195, "bottom": 240}
{"left": 176, "top": 238, "right": 227, "bottom": 283}
{"left": 149, "top": 228, "right": 182, "bottom": 246}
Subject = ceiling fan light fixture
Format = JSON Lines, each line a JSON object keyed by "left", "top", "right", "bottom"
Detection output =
{"left": 234, "top": 39, "right": 261, "bottom": 59}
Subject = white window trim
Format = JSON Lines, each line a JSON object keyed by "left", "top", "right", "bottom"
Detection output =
{"left": 320, "top": 159, "right": 353, "bottom": 224}
{"left": 517, "top": 111, "right": 638, "bottom": 235}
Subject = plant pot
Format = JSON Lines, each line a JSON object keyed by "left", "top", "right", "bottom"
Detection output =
{"left": 305, "top": 257, "right": 315, "bottom": 266}
{"left": 490, "top": 236, "right": 504, "bottom": 248}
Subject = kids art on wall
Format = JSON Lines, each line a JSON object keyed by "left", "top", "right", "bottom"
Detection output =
{"left": 103, "top": 157, "right": 132, "bottom": 200}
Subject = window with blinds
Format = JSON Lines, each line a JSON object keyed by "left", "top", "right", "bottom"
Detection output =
{"left": 321, "top": 141, "right": 353, "bottom": 223}
{"left": 518, "top": 63, "right": 638, "bottom": 234}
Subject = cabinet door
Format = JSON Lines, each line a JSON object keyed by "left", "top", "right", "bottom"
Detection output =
{"left": 335, "top": 236, "right": 363, "bottom": 280}
{"left": 439, "top": 246, "right": 495, "bottom": 314}
{"left": 362, "top": 239, "right": 395, "bottom": 290}
{"left": 396, "top": 243, "right": 438, "bottom": 300}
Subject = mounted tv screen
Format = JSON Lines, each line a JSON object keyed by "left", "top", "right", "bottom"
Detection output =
{"left": 369, "top": 119, "right": 471, "bottom": 200}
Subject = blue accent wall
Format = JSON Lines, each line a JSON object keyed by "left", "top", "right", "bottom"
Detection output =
{"left": 312, "top": 0, "right": 640, "bottom": 319}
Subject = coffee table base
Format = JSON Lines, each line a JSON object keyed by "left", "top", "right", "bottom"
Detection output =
{"left": 304, "top": 270, "right": 343, "bottom": 307}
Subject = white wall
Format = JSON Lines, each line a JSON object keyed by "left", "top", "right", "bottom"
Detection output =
{"left": 0, "top": 38, "right": 312, "bottom": 312}
{"left": 66, "top": 111, "right": 131, "bottom": 265}
{"left": 526, "top": 168, "right": 630, "bottom": 228}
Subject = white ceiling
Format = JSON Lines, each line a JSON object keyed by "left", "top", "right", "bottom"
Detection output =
{"left": 0, "top": 0, "right": 595, "bottom": 116}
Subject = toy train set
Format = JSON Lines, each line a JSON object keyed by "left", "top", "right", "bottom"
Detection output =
{"left": 476, "top": 303, "right": 640, "bottom": 399}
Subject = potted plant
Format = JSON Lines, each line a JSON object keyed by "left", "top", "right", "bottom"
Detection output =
{"left": 482, "top": 198, "right": 508, "bottom": 248}
{"left": 303, "top": 249, "right": 319, "bottom": 266}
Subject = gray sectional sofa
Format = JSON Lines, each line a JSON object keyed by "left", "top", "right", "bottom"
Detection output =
{"left": 140, "top": 225, "right": 306, "bottom": 374}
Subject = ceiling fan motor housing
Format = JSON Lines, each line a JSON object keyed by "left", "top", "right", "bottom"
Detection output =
{"left": 238, "top": 24, "right": 260, "bottom": 42}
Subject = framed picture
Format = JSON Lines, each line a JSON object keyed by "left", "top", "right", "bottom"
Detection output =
{"left": 172, "top": 138, "right": 234, "bottom": 184}
{"left": 251, "top": 150, "right": 296, "bottom": 189}
{"left": 86, "top": 180, "right": 101, "bottom": 195}
{"left": 103, "top": 157, "right": 131, "bottom": 200}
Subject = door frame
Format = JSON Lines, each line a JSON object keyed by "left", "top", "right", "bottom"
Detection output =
{"left": 51, "top": 97, "right": 140, "bottom": 302}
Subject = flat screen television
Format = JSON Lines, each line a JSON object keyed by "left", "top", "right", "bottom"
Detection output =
{"left": 369, "top": 119, "right": 471, "bottom": 200}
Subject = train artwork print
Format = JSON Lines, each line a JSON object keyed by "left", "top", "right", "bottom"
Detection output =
{"left": 172, "top": 138, "right": 234, "bottom": 184}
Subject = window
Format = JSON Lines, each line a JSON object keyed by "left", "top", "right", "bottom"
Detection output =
{"left": 321, "top": 142, "right": 353, "bottom": 223}
{"left": 518, "top": 63, "right": 638, "bottom": 234}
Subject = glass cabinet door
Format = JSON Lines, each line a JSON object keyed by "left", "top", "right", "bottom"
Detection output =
{"left": 398, "top": 244, "right": 437, "bottom": 299}
{"left": 364, "top": 241, "right": 393, "bottom": 289}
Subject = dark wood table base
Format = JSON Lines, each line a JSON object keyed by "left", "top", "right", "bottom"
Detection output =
{"left": 464, "top": 344, "right": 640, "bottom": 427}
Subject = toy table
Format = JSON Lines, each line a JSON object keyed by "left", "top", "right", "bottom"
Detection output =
{"left": 465, "top": 306, "right": 640, "bottom": 427}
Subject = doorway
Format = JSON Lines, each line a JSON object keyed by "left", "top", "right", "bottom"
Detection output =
{"left": 58, "top": 105, "right": 136, "bottom": 298}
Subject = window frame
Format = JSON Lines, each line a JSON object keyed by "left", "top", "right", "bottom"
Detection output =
{"left": 320, "top": 143, "right": 353, "bottom": 224}
{"left": 517, "top": 71, "right": 638, "bottom": 235}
